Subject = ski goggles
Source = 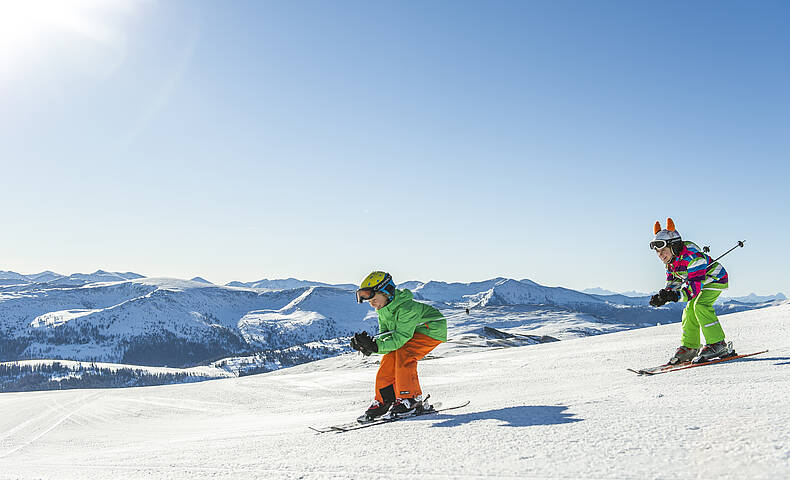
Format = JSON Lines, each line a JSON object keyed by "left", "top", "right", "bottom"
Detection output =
{"left": 649, "top": 240, "right": 670, "bottom": 250}
{"left": 356, "top": 288, "right": 377, "bottom": 303}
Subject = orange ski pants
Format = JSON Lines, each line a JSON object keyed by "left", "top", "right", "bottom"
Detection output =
{"left": 375, "top": 332, "right": 441, "bottom": 401}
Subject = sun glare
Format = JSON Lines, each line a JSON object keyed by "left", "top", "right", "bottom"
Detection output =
{"left": 0, "top": 0, "right": 141, "bottom": 84}
{"left": 0, "top": 0, "right": 134, "bottom": 58}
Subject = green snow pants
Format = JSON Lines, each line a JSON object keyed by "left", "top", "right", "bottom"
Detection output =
{"left": 681, "top": 286, "right": 727, "bottom": 349}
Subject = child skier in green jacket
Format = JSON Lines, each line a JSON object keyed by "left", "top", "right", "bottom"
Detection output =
{"left": 350, "top": 271, "right": 447, "bottom": 421}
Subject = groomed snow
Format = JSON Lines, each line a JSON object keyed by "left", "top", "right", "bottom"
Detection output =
{"left": 1, "top": 304, "right": 788, "bottom": 479}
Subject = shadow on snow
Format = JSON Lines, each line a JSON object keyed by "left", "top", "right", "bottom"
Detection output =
{"left": 738, "top": 356, "right": 790, "bottom": 366}
{"left": 425, "top": 405, "right": 582, "bottom": 429}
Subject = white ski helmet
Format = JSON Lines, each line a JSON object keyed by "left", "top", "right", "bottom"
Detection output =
{"left": 651, "top": 217, "right": 683, "bottom": 254}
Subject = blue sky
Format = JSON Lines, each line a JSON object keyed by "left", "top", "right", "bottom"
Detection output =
{"left": 1, "top": 0, "right": 787, "bottom": 296}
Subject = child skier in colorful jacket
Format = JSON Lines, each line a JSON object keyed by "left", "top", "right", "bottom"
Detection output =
{"left": 649, "top": 218, "right": 733, "bottom": 365}
{"left": 350, "top": 271, "right": 447, "bottom": 421}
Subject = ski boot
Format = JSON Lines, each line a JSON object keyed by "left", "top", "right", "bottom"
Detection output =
{"left": 668, "top": 346, "right": 699, "bottom": 365}
{"left": 692, "top": 340, "right": 735, "bottom": 364}
{"left": 382, "top": 395, "right": 428, "bottom": 420}
{"left": 357, "top": 399, "right": 392, "bottom": 423}
{"left": 357, "top": 385, "right": 395, "bottom": 423}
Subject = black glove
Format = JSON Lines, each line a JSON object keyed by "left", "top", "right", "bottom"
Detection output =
{"left": 659, "top": 288, "right": 680, "bottom": 303}
{"left": 649, "top": 293, "right": 665, "bottom": 307}
{"left": 350, "top": 331, "right": 378, "bottom": 356}
{"left": 650, "top": 289, "right": 680, "bottom": 307}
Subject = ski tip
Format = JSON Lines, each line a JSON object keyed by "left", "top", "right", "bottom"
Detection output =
{"left": 627, "top": 368, "right": 652, "bottom": 375}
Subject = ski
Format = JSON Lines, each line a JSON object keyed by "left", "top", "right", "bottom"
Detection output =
{"left": 628, "top": 349, "right": 768, "bottom": 376}
{"left": 627, "top": 363, "right": 687, "bottom": 375}
{"left": 309, "top": 400, "right": 470, "bottom": 434}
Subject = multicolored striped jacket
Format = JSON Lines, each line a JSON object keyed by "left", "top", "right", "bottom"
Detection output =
{"left": 665, "top": 241, "right": 729, "bottom": 301}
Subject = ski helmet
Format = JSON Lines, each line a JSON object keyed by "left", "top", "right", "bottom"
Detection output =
{"left": 651, "top": 217, "right": 683, "bottom": 255}
{"left": 356, "top": 271, "right": 396, "bottom": 303}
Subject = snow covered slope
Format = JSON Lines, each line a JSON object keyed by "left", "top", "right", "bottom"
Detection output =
{"left": 0, "top": 303, "right": 787, "bottom": 479}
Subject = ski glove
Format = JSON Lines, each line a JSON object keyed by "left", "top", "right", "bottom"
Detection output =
{"left": 350, "top": 331, "right": 378, "bottom": 356}
{"left": 650, "top": 288, "right": 680, "bottom": 307}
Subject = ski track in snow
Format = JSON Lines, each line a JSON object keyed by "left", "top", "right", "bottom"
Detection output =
{"left": 1, "top": 305, "right": 790, "bottom": 479}
{"left": 0, "top": 392, "right": 103, "bottom": 459}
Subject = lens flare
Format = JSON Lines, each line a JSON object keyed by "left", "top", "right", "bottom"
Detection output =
{"left": 0, "top": 0, "right": 139, "bottom": 80}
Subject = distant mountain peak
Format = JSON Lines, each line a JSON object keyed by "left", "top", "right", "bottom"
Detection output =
{"left": 583, "top": 287, "right": 618, "bottom": 296}
{"left": 727, "top": 292, "right": 787, "bottom": 303}
{"left": 0, "top": 270, "right": 27, "bottom": 280}
{"left": 583, "top": 288, "right": 649, "bottom": 298}
{"left": 225, "top": 278, "right": 356, "bottom": 291}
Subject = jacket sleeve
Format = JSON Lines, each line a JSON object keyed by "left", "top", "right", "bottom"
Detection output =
{"left": 664, "top": 270, "right": 683, "bottom": 292}
{"left": 375, "top": 308, "right": 420, "bottom": 354}
{"left": 680, "top": 254, "right": 708, "bottom": 301}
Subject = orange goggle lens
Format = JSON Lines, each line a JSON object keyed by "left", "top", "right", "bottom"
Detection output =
{"left": 356, "top": 288, "right": 376, "bottom": 303}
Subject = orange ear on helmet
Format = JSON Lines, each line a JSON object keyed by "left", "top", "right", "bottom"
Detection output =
{"left": 653, "top": 221, "right": 661, "bottom": 235}
{"left": 666, "top": 218, "right": 676, "bottom": 232}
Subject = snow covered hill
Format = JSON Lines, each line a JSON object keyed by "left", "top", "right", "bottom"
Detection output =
{"left": 0, "top": 303, "right": 787, "bottom": 479}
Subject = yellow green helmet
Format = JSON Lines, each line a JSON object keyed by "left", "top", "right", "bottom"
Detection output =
{"left": 356, "top": 271, "right": 396, "bottom": 303}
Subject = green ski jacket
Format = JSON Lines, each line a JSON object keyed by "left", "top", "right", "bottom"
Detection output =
{"left": 374, "top": 289, "right": 447, "bottom": 354}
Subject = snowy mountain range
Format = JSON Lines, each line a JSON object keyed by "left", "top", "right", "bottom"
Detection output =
{"left": 0, "top": 270, "right": 144, "bottom": 286}
{"left": 0, "top": 269, "right": 784, "bottom": 391}
{"left": 582, "top": 286, "right": 787, "bottom": 303}
{"left": 1, "top": 276, "right": 376, "bottom": 367}
{"left": 726, "top": 292, "right": 788, "bottom": 303}
{"left": 583, "top": 287, "right": 651, "bottom": 297}
{"left": 226, "top": 278, "right": 358, "bottom": 291}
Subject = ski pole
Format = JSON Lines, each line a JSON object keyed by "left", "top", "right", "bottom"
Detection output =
{"left": 711, "top": 240, "right": 745, "bottom": 264}
{"left": 372, "top": 331, "right": 391, "bottom": 340}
